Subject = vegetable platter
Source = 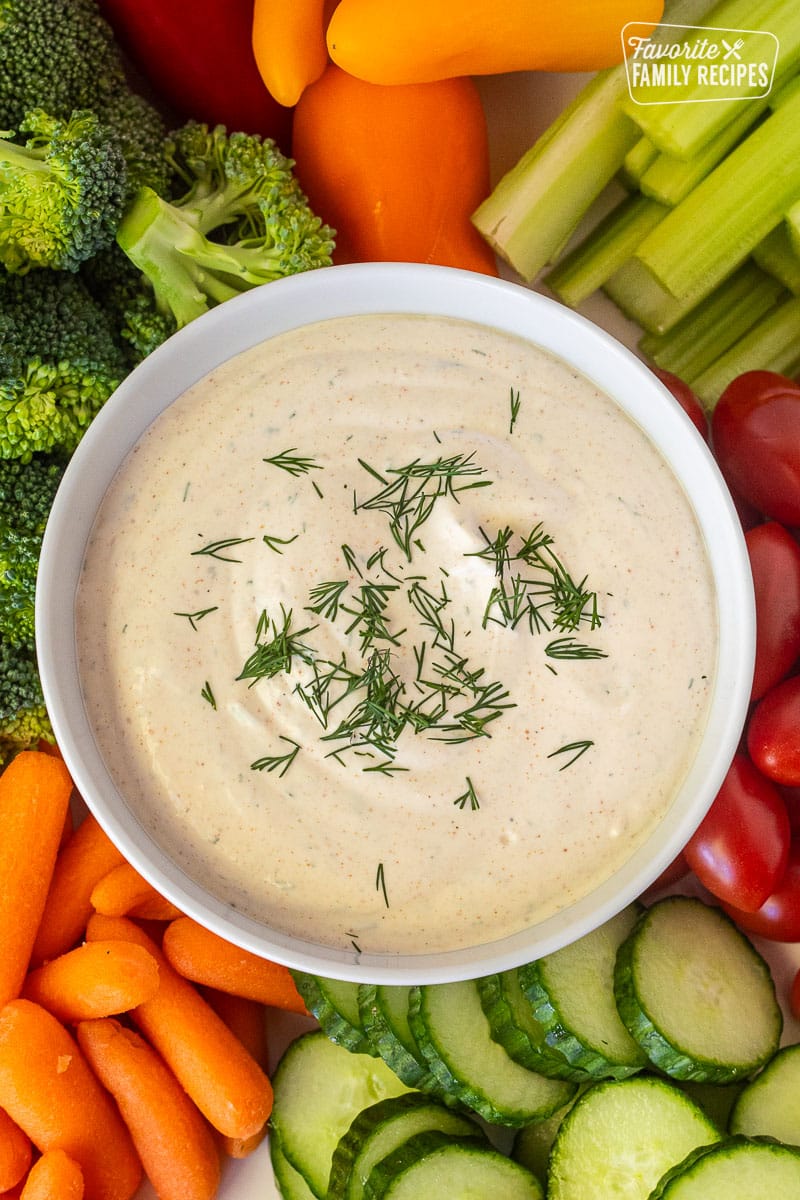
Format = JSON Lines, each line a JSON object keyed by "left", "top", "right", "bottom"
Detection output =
{"left": 3, "top": 0, "right": 800, "bottom": 1196}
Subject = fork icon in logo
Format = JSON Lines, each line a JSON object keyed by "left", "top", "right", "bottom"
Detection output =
{"left": 722, "top": 37, "right": 745, "bottom": 59}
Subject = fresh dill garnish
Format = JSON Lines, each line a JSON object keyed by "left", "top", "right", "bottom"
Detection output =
{"left": 376, "top": 862, "right": 389, "bottom": 907}
{"left": 174, "top": 606, "right": 218, "bottom": 630}
{"left": 251, "top": 737, "right": 301, "bottom": 776}
{"left": 545, "top": 637, "right": 607, "bottom": 661}
{"left": 341, "top": 543, "right": 363, "bottom": 577}
{"left": 509, "top": 386, "right": 521, "bottom": 434}
{"left": 466, "top": 525, "right": 515, "bottom": 578}
{"left": 306, "top": 579, "right": 349, "bottom": 621}
{"left": 262, "top": 532, "right": 300, "bottom": 554}
{"left": 191, "top": 536, "right": 254, "bottom": 562}
{"left": 355, "top": 452, "right": 492, "bottom": 561}
{"left": 547, "top": 740, "right": 594, "bottom": 769}
{"left": 200, "top": 680, "right": 216, "bottom": 709}
{"left": 341, "top": 581, "right": 405, "bottom": 655}
{"left": 237, "top": 606, "right": 317, "bottom": 685}
{"left": 454, "top": 777, "right": 480, "bottom": 810}
{"left": 263, "top": 448, "right": 322, "bottom": 477}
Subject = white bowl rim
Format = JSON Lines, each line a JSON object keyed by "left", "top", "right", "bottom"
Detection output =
{"left": 37, "top": 262, "right": 754, "bottom": 984}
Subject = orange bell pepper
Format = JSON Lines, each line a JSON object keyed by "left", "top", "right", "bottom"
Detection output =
{"left": 291, "top": 65, "right": 498, "bottom": 275}
{"left": 251, "top": 0, "right": 330, "bottom": 108}
{"left": 326, "top": 0, "right": 665, "bottom": 85}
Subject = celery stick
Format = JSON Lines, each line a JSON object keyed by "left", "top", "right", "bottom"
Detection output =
{"left": 638, "top": 262, "right": 787, "bottom": 380}
{"left": 788, "top": 200, "right": 800, "bottom": 256}
{"left": 634, "top": 85, "right": 800, "bottom": 309}
{"left": 472, "top": 70, "right": 639, "bottom": 282}
{"left": 638, "top": 100, "right": 769, "bottom": 206}
{"left": 621, "top": 0, "right": 800, "bottom": 159}
{"left": 768, "top": 71, "right": 800, "bottom": 108}
{"left": 620, "top": 138, "right": 660, "bottom": 189}
{"left": 753, "top": 221, "right": 800, "bottom": 293}
{"left": 471, "top": 0, "right": 719, "bottom": 281}
{"left": 545, "top": 194, "right": 668, "bottom": 307}
{"left": 692, "top": 295, "right": 800, "bottom": 406}
{"left": 603, "top": 258, "right": 698, "bottom": 334}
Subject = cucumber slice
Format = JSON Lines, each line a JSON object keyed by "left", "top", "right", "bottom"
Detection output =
{"left": 408, "top": 978, "right": 575, "bottom": 1126}
{"left": 363, "top": 1129, "right": 544, "bottom": 1199}
{"left": 358, "top": 983, "right": 449, "bottom": 1097}
{"left": 270, "top": 1030, "right": 410, "bottom": 1198}
{"left": 327, "top": 1092, "right": 480, "bottom": 1200}
{"left": 478, "top": 970, "right": 591, "bottom": 1082}
{"left": 270, "top": 1133, "right": 317, "bottom": 1200}
{"left": 649, "top": 1135, "right": 800, "bottom": 1198}
{"left": 547, "top": 1075, "right": 723, "bottom": 1200}
{"left": 614, "top": 896, "right": 782, "bottom": 1083}
{"left": 518, "top": 904, "right": 648, "bottom": 1080}
{"left": 291, "top": 972, "right": 375, "bottom": 1055}
{"left": 729, "top": 1043, "right": 800, "bottom": 1145}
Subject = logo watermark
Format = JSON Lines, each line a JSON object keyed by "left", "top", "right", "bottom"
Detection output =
{"left": 622, "top": 22, "right": 779, "bottom": 105}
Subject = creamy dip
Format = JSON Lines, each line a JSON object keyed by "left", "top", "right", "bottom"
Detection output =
{"left": 76, "top": 313, "right": 718, "bottom": 956}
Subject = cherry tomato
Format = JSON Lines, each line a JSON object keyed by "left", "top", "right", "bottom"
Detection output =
{"left": 780, "top": 785, "right": 800, "bottom": 835}
{"left": 791, "top": 965, "right": 800, "bottom": 1020}
{"left": 711, "top": 370, "right": 800, "bottom": 526}
{"left": 748, "top": 675, "right": 800, "bottom": 786}
{"left": 745, "top": 522, "right": 800, "bottom": 701}
{"left": 652, "top": 368, "right": 709, "bottom": 441}
{"left": 684, "top": 753, "right": 790, "bottom": 912}
{"left": 723, "top": 837, "right": 800, "bottom": 942}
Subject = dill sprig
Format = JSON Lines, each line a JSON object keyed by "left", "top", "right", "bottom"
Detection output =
{"left": 262, "top": 532, "right": 299, "bottom": 554}
{"left": 547, "top": 739, "right": 594, "bottom": 769}
{"left": 237, "top": 606, "right": 318, "bottom": 685}
{"left": 454, "top": 777, "right": 480, "bottom": 810}
{"left": 251, "top": 737, "right": 301, "bottom": 777}
{"left": 191, "top": 536, "right": 254, "bottom": 562}
{"left": 263, "top": 448, "right": 322, "bottom": 477}
{"left": 355, "top": 452, "right": 493, "bottom": 561}
{"left": 174, "top": 606, "right": 218, "bottom": 630}
{"left": 509, "top": 386, "right": 521, "bottom": 434}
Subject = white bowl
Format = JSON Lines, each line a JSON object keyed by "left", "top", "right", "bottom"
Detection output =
{"left": 36, "top": 263, "right": 754, "bottom": 984}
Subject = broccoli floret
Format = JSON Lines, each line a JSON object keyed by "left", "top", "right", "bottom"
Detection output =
{"left": 116, "top": 123, "right": 335, "bottom": 328}
{"left": 0, "top": 637, "right": 53, "bottom": 764}
{"left": 81, "top": 243, "right": 177, "bottom": 365}
{"left": 0, "top": 108, "right": 128, "bottom": 272}
{"left": 0, "top": 452, "right": 65, "bottom": 645}
{"left": 0, "top": 0, "right": 169, "bottom": 198}
{"left": 0, "top": 269, "right": 129, "bottom": 460}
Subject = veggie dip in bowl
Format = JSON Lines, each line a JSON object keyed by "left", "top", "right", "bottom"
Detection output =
{"left": 37, "top": 263, "right": 754, "bottom": 984}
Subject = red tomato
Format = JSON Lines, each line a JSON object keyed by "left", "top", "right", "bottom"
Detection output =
{"left": 723, "top": 837, "right": 800, "bottom": 942}
{"left": 711, "top": 370, "right": 800, "bottom": 526}
{"left": 684, "top": 753, "right": 790, "bottom": 912}
{"left": 748, "top": 675, "right": 800, "bottom": 786}
{"left": 780, "top": 785, "right": 800, "bottom": 835}
{"left": 791, "top": 965, "right": 800, "bottom": 1020}
{"left": 745, "top": 522, "right": 800, "bottom": 701}
{"left": 652, "top": 368, "right": 709, "bottom": 441}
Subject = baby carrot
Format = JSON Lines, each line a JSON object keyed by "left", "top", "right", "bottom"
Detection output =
{"left": 86, "top": 915, "right": 273, "bottom": 1141}
{"left": 0, "top": 1000, "right": 142, "bottom": 1200}
{"left": 77, "top": 1018, "right": 221, "bottom": 1200}
{"left": 32, "top": 814, "right": 126, "bottom": 966}
{"left": 19, "top": 1149, "right": 83, "bottom": 1200}
{"left": 204, "top": 990, "right": 269, "bottom": 1158}
{"left": 0, "top": 752, "right": 73, "bottom": 1007}
{"left": 22, "top": 941, "right": 160, "bottom": 1023}
{"left": 89, "top": 863, "right": 182, "bottom": 922}
{"left": 0, "top": 1107, "right": 32, "bottom": 1192}
{"left": 162, "top": 917, "right": 308, "bottom": 1013}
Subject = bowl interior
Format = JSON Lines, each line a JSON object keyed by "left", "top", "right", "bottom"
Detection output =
{"left": 36, "top": 263, "right": 754, "bottom": 983}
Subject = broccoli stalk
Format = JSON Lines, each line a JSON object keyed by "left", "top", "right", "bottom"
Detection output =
{"left": 116, "top": 123, "right": 335, "bottom": 328}
{"left": 0, "top": 108, "right": 128, "bottom": 272}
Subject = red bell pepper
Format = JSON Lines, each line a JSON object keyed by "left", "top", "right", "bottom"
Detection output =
{"left": 97, "top": 0, "right": 292, "bottom": 148}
